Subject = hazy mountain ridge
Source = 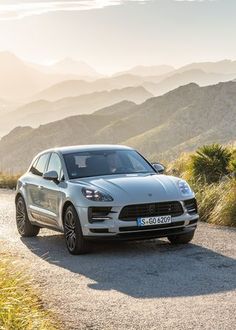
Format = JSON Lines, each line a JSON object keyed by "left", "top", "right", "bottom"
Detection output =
{"left": 30, "top": 60, "right": 236, "bottom": 102}
{"left": 32, "top": 74, "right": 150, "bottom": 101}
{"left": 1, "top": 81, "right": 236, "bottom": 173}
{"left": 0, "top": 86, "right": 151, "bottom": 137}
{"left": 115, "top": 65, "right": 175, "bottom": 77}
{"left": 0, "top": 52, "right": 84, "bottom": 100}
{"left": 2, "top": 51, "right": 236, "bottom": 102}
{"left": 143, "top": 69, "right": 236, "bottom": 96}
{"left": 176, "top": 60, "right": 236, "bottom": 75}
{"left": 0, "top": 52, "right": 104, "bottom": 101}
{"left": 47, "top": 58, "right": 102, "bottom": 77}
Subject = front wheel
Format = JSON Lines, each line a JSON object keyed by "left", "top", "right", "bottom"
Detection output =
{"left": 64, "top": 205, "right": 90, "bottom": 255}
{"left": 16, "top": 196, "right": 40, "bottom": 237}
{"left": 168, "top": 230, "right": 195, "bottom": 245}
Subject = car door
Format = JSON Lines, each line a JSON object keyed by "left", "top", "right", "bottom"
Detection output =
{"left": 38, "top": 152, "right": 64, "bottom": 228}
{"left": 26, "top": 152, "right": 50, "bottom": 224}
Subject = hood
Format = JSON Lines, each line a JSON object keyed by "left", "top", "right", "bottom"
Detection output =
{"left": 71, "top": 173, "right": 194, "bottom": 205}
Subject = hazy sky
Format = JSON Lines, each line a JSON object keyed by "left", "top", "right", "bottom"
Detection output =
{"left": 0, "top": 0, "right": 235, "bottom": 74}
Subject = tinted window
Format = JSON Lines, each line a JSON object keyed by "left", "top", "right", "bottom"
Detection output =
{"left": 63, "top": 150, "right": 155, "bottom": 179}
{"left": 31, "top": 153, "right": 49, "bottom": 176}
{"left": 47, "top": 153, "right": 63, "bottom": 179}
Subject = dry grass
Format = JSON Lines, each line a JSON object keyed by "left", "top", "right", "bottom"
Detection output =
{"left": 168, "top": 147, "right": 236, "bottom": 228}
{"left": 0, "top": 255, "right": 59, "bottom": 330}
{"left": 209, "top": 179, "right": 236, "bottom": 227}
{"left": 0, "top": 173, "right": 19, "bottom": 189}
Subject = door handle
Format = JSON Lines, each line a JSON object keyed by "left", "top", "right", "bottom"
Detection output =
{"left": 38, "top": 185, "right": 43, "bottom": 190}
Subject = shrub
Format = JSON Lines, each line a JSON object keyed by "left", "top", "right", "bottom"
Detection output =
{"left": 190, "top": 144, "right": 232, "bottom": 184}
{"left": 167, "top": 145, "right": 236, "bottom": 227}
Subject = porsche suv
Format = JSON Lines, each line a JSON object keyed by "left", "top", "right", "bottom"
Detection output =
{"left": 15, "top": 145, "right": 199, "bottom": 254}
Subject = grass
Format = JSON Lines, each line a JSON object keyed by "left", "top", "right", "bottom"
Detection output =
{"left": 0, "top": 255, "right": 59, "bottom": 330}
{"left": 208, "top": 179, "right": 236, "bottom": 227}
{"left": 0, "top": 173, "right": 19, "bottom": 189}
{"left": 168, "top": 144, "right": 236, "bottom": 228}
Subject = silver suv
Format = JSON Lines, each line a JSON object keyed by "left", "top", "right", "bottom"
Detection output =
{"left": 15, "top": 145, "right": 199, "bottom": 254}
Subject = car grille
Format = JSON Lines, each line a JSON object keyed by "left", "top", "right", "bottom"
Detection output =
{"left": 119, "top": 201, "right": 184, "bottom": 221}
{"left": 184, "top": 198, "right": 198, "bottom": 215}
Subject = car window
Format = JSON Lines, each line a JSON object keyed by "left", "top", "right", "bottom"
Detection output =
{"left": 63, "top": 150, "right": 155, "bottom": 179}
{"left": 47, "top": 153, "right": 63, "bottom": 179}
{"left": 125, "top": 152, "right": 148, "bottom": 172}
{"left": 30, "top": 153, "right": 49, "bottom": 176}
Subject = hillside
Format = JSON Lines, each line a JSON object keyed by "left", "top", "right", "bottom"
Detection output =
{"left": 33, "top": 64, "right": 236, "bottom": 102}
{"left": 176, "top": 60, "right": 236, "bottom": 75}
{"left": 144, "top": 69, "right": 236, "bottom": 96}
{"left": 1, "top": 81, "right": 236, "bottom": 173}
{"left": 115, "top": 65, "right": 175, "bottom": 77}
{"left": 47, "top": 58, "right": 102, "bottom": 77}
{"left": 0, "top": 52, "right": 85, "bottom": 100}
{"left": 0, "top": 87, "right": 151, "bottom": 137}
{"left": 32, "top": 74, "right": 150, "bottom": 101}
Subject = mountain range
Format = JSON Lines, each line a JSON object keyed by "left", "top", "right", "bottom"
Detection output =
{"left": 0, "top": 86, "right": 151, "bottom": 136}
{"left": 2, "top": 51, "right": 236, "bottom": 103}
{"left": 1, "top": 81, "right": 236, "bottom": 173}
{"left": 0, "top": 52, "right": 105, "bottom": 101}
{"left": 31, "top": 57, "right": 102, "bottom": 78}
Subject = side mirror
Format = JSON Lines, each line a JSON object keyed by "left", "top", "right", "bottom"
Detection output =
{"left": 152, "top": 163, "right": 165, "bottom": 174}
{"left": 43, "top": 170, "right": 58, "bottom": 182}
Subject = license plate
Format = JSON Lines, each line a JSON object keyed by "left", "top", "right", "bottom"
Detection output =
{"left": 137, "top": 215, "right": 172, "bottom": 227}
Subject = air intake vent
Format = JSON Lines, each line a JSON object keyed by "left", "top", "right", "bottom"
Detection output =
{"left": 184, "top": 198, "right": 198, "bottom": 215}
{"left": 88, "top": 207, "right": 112, "bottom": 223}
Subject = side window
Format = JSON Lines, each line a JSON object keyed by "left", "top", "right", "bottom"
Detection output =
{"left": 31, "top": 153, "right": 49, "bottom": 176}
{"left": 47, "top": 153, "right": 63, "bottom": 180}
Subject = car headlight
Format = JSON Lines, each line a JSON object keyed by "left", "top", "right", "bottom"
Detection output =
{"left": 82, "top": 187, "right": 113, "bottom": 202}
{"left": 178, "top": 180, "right": 193, "bottom": 196}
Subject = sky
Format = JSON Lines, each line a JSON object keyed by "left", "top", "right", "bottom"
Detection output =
{"left": 0, "top": 0, "right": 235, "bottom": 74}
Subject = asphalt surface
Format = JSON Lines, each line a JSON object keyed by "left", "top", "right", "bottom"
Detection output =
{"left": 0, "top": 189, "right": 236, "bottom": 330}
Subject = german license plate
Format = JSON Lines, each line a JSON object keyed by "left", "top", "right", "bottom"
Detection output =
{"left": 137, "top": 215, "right": 172, "bottom": 227}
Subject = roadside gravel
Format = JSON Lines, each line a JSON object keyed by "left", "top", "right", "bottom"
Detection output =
{"left": 0, "top": 189, "right": 236, "bottom": 330}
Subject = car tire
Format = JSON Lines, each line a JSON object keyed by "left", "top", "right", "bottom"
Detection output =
{"left": 168, "top": 230, "right": 195, "bottom": 245}
{"left": 63, "top": 205, "right": 90, "bottom": 255}
{"left": 16, "top": 196, "right": 40, "bottom": 237}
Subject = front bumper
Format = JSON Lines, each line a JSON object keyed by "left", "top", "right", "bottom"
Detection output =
{"left": 76, "top": 200, "right": 199, "bottom": 241}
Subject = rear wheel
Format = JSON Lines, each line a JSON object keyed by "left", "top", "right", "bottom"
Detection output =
{"left": 16, "top": 196, "right": 40, "bottom": 237}
{"left": 64, "top": 205, "right": 90, "bottom": 255}
{"left": 168, "top": 230, "right": 195, "bottom": 245}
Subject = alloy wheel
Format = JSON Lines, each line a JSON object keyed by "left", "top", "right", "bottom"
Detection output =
{"left": 16, "top": 199, "right": 26, "bottom": 234}
{"left": 64, "top": 210, "right": 77, "bottom": 251}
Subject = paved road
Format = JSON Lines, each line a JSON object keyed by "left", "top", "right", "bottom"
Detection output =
{"left": 0, "top": 189, "right": 236, "bottom": 330}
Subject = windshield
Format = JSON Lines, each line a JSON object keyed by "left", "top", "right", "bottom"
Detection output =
{"left": 63, "top": 150, "right": 155, "bottom": 179}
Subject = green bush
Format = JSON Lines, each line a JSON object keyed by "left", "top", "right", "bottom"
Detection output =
{"left": 168, "top": 144, "right": 236, "bottom": 227}
{"left": 190, "top": 144, "right": 231, "bottom": 184}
